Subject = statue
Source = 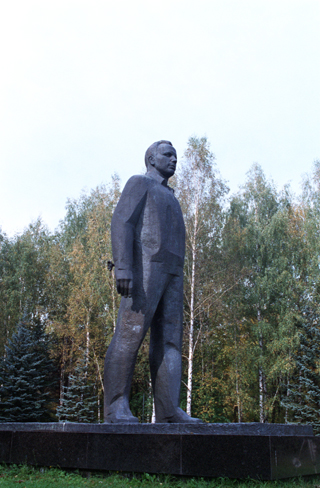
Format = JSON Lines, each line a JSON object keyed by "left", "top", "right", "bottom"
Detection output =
{"left": 104, "top": 140, "right": 202, "bottom": 423}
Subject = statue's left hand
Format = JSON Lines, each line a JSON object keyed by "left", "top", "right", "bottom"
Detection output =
{"left": 116, "top": 279, "right": 133, "bottom": 298}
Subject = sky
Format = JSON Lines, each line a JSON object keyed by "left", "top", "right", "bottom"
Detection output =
{"left": 0, "top": 0, "right": 319, "bottom": 237}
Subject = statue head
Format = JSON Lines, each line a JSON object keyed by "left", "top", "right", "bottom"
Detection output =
{"left": 145, "top": 140, "right": 177, "bottom": 180}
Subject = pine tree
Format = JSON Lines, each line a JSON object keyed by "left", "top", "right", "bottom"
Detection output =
{"left": 0, "top": 321, "right": 56, "bottom": 422}
{"left": 56, "top": 353, "right": 97, "bottom": 423}
{"left": 282, "top": 307, "right": 320, "bottom": 433}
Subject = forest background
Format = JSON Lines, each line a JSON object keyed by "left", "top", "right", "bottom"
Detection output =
{"left": 1, "top": 136, "right": 320, "bottom": 429}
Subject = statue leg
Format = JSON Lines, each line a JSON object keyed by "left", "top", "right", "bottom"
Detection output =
{"left": 104, "top": 266, "right": 169, "bottom": 423}
{"left": 150, "top": 273, "right": 202, "bottom": 423}
{"left": 104, "top": 298, "right": 146, "bottom": 423}
{"left": 149, "top": 273, "right": 183, "bottom": 420}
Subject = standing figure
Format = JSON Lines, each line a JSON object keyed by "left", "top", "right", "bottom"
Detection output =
{"left": 104, "top": 140, "right": 201, "bottom": 423}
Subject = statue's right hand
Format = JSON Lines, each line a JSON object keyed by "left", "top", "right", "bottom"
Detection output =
{"left": 116, "top": 278, "right": 133, "bottom": 298}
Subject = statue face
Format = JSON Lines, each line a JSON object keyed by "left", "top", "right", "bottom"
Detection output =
{"left": 151, "top": 143, "right": 177, "bottom": 179}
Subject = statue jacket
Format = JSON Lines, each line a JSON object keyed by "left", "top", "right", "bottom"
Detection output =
{"left": 111, "top": 171, "right": 185, "bottom": 281}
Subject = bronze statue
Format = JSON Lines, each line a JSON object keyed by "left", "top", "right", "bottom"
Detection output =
{"left": 104, "top": 140, "right": 202, "bottom": 423}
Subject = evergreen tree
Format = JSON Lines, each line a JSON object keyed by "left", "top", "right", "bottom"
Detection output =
{"left": 282, "top": 307, "right": 320, "bottom": 433}
{"left": 56, "top": 353, "right": 97, "bottom": 423}
{"left": 0, "top": 321, "right": 56, "bottom": 422}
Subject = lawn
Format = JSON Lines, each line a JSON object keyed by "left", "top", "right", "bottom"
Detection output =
{"left": 1, "top": 465, "right": 320, "bottom": 488}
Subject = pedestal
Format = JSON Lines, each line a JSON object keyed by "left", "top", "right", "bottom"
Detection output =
{"left": 0, "top": 422, "right": 318, "bottom": 479}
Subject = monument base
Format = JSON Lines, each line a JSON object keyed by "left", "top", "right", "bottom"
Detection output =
{"left": 0, "top": 422, "right": 318, "bottom": 480}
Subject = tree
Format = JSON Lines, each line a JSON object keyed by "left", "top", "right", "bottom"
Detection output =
{"left": 53, "top": 179, "right": 121, "bottom": 418}
{"left": 0, "top": 220, "right": 52, "bottom": 354}
{"left": 0, "top": 320, "right": 56, "bottom": 422}
{"left": 175, "top": 136, "right": 228, "bottom": 416}
{"left": 56, "top": 351, "right": 97, "bottom": 423}
{"left": 221, "top": 165, "right": 305, "bottom": 422}
{"left": 282, "top": 306, "right": 320, "bottom": 433}
{"left": 280, "top": 161, "right": 320, "bottom": 431}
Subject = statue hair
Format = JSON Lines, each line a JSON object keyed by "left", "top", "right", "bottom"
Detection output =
{"left": 145, "top": 140, "right": 172, "bottom": 168}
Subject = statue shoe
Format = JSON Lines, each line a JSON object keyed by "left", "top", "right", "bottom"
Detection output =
{"left": 157, "top": 407, "right": 203, "bottom": 424}
{"left": 104, "top": 398, "right": 139, "bottom": 423}
{"left": 105, "top": 411, "right": 139, "bottom": 423}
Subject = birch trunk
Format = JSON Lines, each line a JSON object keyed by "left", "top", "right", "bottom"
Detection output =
{"left": 60, "top": 360, "right": 65, "bottom": 405}
{"left": 59, "top": 337, "right": 67, "bottom": 405}
{"left": 285, "top": 372, "right": 290, "bottom": 423}
{"left": 147, "top": 377, "right": 152, "bottom": 423}
{"left": 97, "top": 388, "right": 101, "bottom": 423}
{"left": 186, "top": 185, "right": 199, "bottom": 416}
{"left": 258, "top": 309, "right": 265, "bottom": 423}
{"left": 151, "top": 399, "right": 156, "bottom": 424}
{"left": 234, "top": 324, "right": 242, "bottom": 422}
{"left": 85, "top": 311, "right": 90, "bottom": 375}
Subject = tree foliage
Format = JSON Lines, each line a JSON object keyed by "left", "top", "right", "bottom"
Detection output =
{"left": 0, "top": 147, "right": 320, "bottom": 428}
{"left": 282, "top": 306, "right": 320, "bottom": 433}
{"left": 0, "top": 320, "right": 55, "bottom": 422}
{"left": 56, "top": 351, "right": 97, "bottom": 423}
{"left": 175, "top": 136, "right": 228, "bottom": 416}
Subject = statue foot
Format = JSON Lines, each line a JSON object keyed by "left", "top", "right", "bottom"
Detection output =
{"left": 104, "top": 412, "right": 139, "bottom": 424}
{"left": 156, "top": 407, "right": 203, "bottom": 424}
{"left": 104, "top": 397, "right": 139, "bottom": 424}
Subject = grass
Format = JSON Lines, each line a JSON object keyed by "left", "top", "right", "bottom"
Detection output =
{"left": 1, "top": 465, "right": 320, "bottom": 488}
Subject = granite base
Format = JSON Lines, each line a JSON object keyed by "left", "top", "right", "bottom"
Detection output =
{"left": 0, "top": 422, "right": 318, "bottom": 480}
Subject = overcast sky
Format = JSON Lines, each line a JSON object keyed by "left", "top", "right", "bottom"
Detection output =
{"left": 0, "top": 0, "right": 319, "bottom": 236}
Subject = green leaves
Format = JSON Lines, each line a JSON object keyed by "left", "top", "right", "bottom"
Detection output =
{"left": 1, "top": 144, "right": 320, "bottom": 426}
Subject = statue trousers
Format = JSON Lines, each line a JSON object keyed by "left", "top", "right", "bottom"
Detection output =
{"left": 104, "top": 261, "right": 184, "bottom": 422}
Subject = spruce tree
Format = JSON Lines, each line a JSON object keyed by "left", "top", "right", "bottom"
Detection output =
{"left": 56, "top": 353, "right": 97, "bottom": 423}
{"left": 0, "top": 321, "right": 56, "bottom": 422}
{"left": 282, "top": 307, "right": 320, "bottom": 433}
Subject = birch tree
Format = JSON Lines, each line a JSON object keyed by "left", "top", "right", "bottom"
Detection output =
{"left": 222, "top": 165, "right": 305, "bottom": 422}
{"left": 175, "top": 136, "right": 228, "bottom": 415}
{"left": 0, "top": 220, "right": 52, "bottom": 353}
{"left": 52, "top": 179, "right": 121, "bottom": 413}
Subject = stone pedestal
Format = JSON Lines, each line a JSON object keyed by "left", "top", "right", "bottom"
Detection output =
{"left": 0, "top": 422, "right": 318, "bottom": 479}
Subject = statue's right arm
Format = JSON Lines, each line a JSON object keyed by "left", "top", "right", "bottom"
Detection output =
{"left": 111, "top": 176, "right": 147, "bottom": 297}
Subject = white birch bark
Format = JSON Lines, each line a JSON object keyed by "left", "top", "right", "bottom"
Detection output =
{"left": 60, "top": 360, "right": 65, "bottom": 405}
{"left": 258, "top": 309, "right": 264, "bottom": 423}
{"left": 151, "top": 399, "right": 156, "bottom": 423}
{"left": 85, "top": 313, "right": 90, "bottom": 374}
{"left": 234, "top": 324, "right": 242, "bottom": 422}
{"left": 186, "top": 180, "right": 199, "bottom": 416}
{"left": 147, "top": 377, "right": 152, "bottom": 423}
